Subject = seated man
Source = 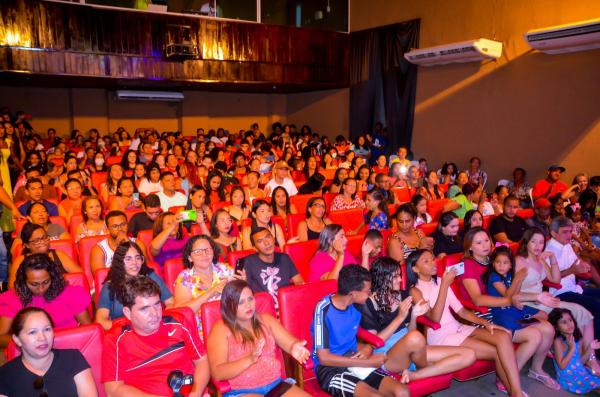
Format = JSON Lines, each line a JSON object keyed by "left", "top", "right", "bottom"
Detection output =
{"left": 525, "top": 198, "right": 552, "bottom": 238}
{"left": 532, "top": 165, "right": 577, "bottom": 202}
{"left": 17, "top": 177, "right": 59, "bottom": 216}
{"left": 13, "top": 166, "right": 58, "bottom": 202}
{"left": 90, "top": 211, "right": 146, "bottom": 274}
{"left": 242, "top": 227, "right": 303, "bottom": 305}
{"left": 312, "top": 265, "right": 409, "bottom": 397}
{"left": 546, "top": 216, "right": 600, "bottom": 338}
{"left": 156, "top": 172, "right": 187, "bottom": 212}
{"left": 128, "top": 194, "right": 162, "bottom": 237}
{"left": 102, "top": 276, "right": 209, "bottom": 397}
{"left": 489, "top": 195, "right": 528, "bottom": 243}
{"left": 263, "top": 160, "right": 298, "bottom": 197}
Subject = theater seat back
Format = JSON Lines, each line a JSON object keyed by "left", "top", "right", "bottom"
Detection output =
{"left": 328, "top": 208, "right": 364, "bottom": 233}
{"left": 7, "top": 323, "right": 107, "bottom": 397}
{"left": 227, "top": 249, "right": 256, "bottom": 272}
{"left": 283, "top": 240, "right": 319, "bottom": 281}
{"left": 93, "top": 268, "right": 110, "bottom": 307}
{"left": 290, "top": 194, "right": 319, "bottom": 215}
{"left": 427, "top": 199, "right": 450, "bottom": 222}
{"left": 164, "top": 257, "right": 185, "bottom": 294}
{"left": 287, "top": 213, "right": 306, "bottom": 240}
{"left": 416, "top": 222, "right": 438, "bottom": 236}
{"left": 77, "top": 235, "right": 107, "bottom": 288}
{"left": 64, "top": 272, "right": 93, "bottom": 316}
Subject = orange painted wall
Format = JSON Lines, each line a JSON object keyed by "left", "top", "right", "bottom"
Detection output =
{"left": 351, "top": 0, "right": 600, "bottom": 185}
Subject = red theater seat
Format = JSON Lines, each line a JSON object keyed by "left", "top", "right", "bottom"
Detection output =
{"left": 516, "top": 208, "right": 534, "bottom": 219}
{"left": 77, "top": 235, "right": 107, "bottom": 287}
{"left": 426, "top": 199, "right": 450, "bottom": 222}
{"left": 391, "top": 187, "right": 413, "bottom": 203}
{"left": 164, "top": 257, "right": 185, "bottom": 294}
{"left": 228, "top": 249, "right": 256, "bottom": 271}
{"left": 201, "top": 292, "right": 283, "bottom": 394}
{"left": 91, "top": 172, "right": 107, "bottom": 194}
{"left": 93, "top": 268, "right": 109, "bottom": 307}
{"left": 290, "top": 194, "right": 319, "bottom": 215}
{"left": 328, "top": 208, "right": 364, "bottom": 234}
{"left": 416, "top": 222, "right": 438, "bottom": 236}
{"left": 323, "top": 192, "right": 337, "bottom": 211}
{"left": 69, "top": 214, "right": 84, "bottom": 237}
{"left": 137, "top": 229, "right": 154, "bottom": 258}
{"left": 283, "top": 240, "right": 319, "bottom": 281}
{"left": 13, "top": 238, "right": 78, "bottom": 262}
{"left": 287, "top": 213, "right": 306, "bottom": 240}
{"left": 105, "top": 156, "right": 122, "bottom": 166}
{"left": 64, "top": 272, "right": 93, "bottom": 316}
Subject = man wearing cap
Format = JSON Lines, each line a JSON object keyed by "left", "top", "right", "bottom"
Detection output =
{"left": 532, "top": 165, "right": 578, "bottom": 202}
{"left": 264, "top": 160, "right": 298, "bottom": 197}
{"left": 526, "top": 198, "right": 552, "bottom": 237}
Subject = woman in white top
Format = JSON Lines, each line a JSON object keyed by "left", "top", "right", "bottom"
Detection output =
{"left": 137, "top": 163, "right": 163, "bottom": 196}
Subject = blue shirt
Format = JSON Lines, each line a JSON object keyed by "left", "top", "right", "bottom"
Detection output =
{"left": 311, "top": 294, "right": 361, "bottom": 368}
{"left": 18, "top": 200, "right": 59, "bottom": 217}
{"left": 97, "top": 271, "right": 172, "bottom": 319}
{"left": 368, "top": 212, "right": 388, "bottom": 231}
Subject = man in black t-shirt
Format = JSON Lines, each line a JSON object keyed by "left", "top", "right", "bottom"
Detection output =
{"left": 242, "top": 227, "right": 304, "bottom": 305}
{"left": 489, "top": 195, "right": 528, "bottom": 243}
{"left": 128, "top": 194, "right": 162, "bottom": 237}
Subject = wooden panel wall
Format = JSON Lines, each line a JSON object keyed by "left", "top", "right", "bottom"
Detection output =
{"left": 0, "top": 0, "right": 349, "bottom": 90}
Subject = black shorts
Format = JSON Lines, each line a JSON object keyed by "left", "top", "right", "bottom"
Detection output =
{"left": 316, "top": 365, "right": 388, "bottom": 397}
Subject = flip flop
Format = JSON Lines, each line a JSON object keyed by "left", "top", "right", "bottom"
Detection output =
{"left": 527, "top": 369, "right": 561, "bottom": 390}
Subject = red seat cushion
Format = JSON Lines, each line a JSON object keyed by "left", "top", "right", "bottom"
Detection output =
{"left": 328, "top": 208, "right": 364, "bottom": 233}
{"left": 283, "top": 240, "right": 319, "bottom": 281}
{"left": 77, "top": 235, "right": 107, "bottom": 288}
{"left": 164, "top": 257, "right": 185, "bottom": 294}
{"left": 290, "top": 194, "right": 320, "bottom": 215}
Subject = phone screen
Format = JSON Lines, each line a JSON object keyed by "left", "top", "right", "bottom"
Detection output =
{"left": 447, "top": 262, "right": 465, "bottom": 276}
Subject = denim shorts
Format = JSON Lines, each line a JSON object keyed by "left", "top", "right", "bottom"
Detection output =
{"left": 223, "top": 378, "right": 294, "bottom": 397}
{"left": 374, "top": 328, "right": 417, "bottom": 371}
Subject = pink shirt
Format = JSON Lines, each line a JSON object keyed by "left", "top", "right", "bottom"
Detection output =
{"left": 308, "top": 249, "right": 359, "bottom": 282}
{"left": 0, "top": 285, "right": 90, "bottom": 329}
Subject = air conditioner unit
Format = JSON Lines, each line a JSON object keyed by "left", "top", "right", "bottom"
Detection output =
{"left": 524, "top": 18, "right": 600, "bottom": 54}
{"left": 115, "top": 90, "right": 184, "bottom": 102}
{"left": 404, "top": 38, "right": 503, "bottom": 66}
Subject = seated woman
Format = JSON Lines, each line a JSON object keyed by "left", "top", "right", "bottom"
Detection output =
{"left": 357, "top": 257, "right": 475, "bottom": 381}
{"left": 226, "top": 186, "right": 250, "bottom": 226}
{"left": 406, "top": 249, "right": 529, "bottom": 397}
{"left": 328, "top": 168, "right": 348, "bottom": 194}
{"left": 298, "top": 173, "right": 326, "bottom": 195}
{"left": 75, "top": 196, "right": 108, "bottom": 243}
{"left": 0, "top": 253, "right": 91, "bottom": 348}
{"left": 207, "top": 280, "right": 310, "bottom": 397}
{"left": 184, "top": 185, "right": 213, "bottom": 233}
{"left": 388, "top": 204, "right": 434, "bottom": 263}
{"left": 13, "top": 203, "right": 71, "bottom": 256}
{"left": 0, "top": 307, "right": 97, "bottom": 397}
{"left": 206, "top": 172, "right": 228, "bottom": 207}
{"left": 308, "top": 224, "right": 369, "bottom": 282}
{"left": 271, "top": 186, "right": 297, "bottom": 234}
{"left": 356, "top": 164, "right": 371, "bottom": 192}
{"left": 108, "top": 177, "right": 142, "bottom": 212}
{"left": 516, "top": 228, "right": 599, "bottom": 373}
{"left": 431, "top": 212, "right": 463, "bottom": 258}
{"left": 100, "top": 164, "right": 123, "bottom": 203}
{"left": 329, "top": 178, "right": 365, "bottom": 212}
{"left": 173, "top": 235, "right": 234, "bottom": 338}
{"left": 58, "top": 178, "right": 84, "bottom": 225}
{"left": 137, "top": 162, "right": 163, "bottom": 196}
{"left": 350, "top": 189, "right": 390, "bottom": 234}
{"left": 411, "top": 194, "right": 432, "bottom": 227}
{"left": 95, "top": 241, "right": 173, "bottom": 331}
{"left": 242, "top": 200, "right": 286, "bottom": 250}
{"left": 461, "top": 209, "right": 484, "bottom": 237}
{"left": 447, "top": 171, "right": 469, "bottom": 199}
{"left": 296, "top": 197, "right": 331, "bottom": 242}
{"left": 211, "top": 209, "right": 242, "bottom": 261}
{"left": 419, "top": 171, "right": 444, "bottom": 201}
{"left": 149, "top": 212, "right": 187, "bottom": 269}
{"left": 389, "top": 162, "right": 409, "bottom": 189}
{"left": 9, "top": 224, "right": 82, "bottom": 289}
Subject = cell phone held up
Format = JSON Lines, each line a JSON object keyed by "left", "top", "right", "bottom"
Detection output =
{"left": 446, "top": 262, "right": 465, "bottom": 276}
{"left": 179, "top": 210, "right": 197, "bottom": 222}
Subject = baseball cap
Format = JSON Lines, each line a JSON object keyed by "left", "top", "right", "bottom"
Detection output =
{"left": 534, "top": 198, "right": 551, "bottom": 209}
{"left": 547, "top": 165, "right": 566, "bottom": 172}
{"left": 274, "top": 160, "right": 290, "bottom": 170}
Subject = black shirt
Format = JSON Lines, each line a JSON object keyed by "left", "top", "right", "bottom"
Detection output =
{"left": 431, "top": 229, "right": 463, "bottom": 256}
{"left": 356, "top": 290, "right": 412, "bottom": 333}
{"left": 128, "top": 212, "right": 154, "bottom": 237}
{"left": 489, "top": 215, "right": 528, "bottom": 243}
{"left": 243, "top": 252, "right": 299, "bottom": 305}
{"left": 0, "top": 349, "right": 90, "bottom": 397}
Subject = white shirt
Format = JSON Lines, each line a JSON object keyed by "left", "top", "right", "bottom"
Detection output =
{"left": 138, "top": 179, "right": 163, "bottom": 196}
{"left": 474, "top": 201, "right": 495, "bottom": 216}
{"left": 264, "top": 177, "right": 298, "bottom": 197}
{"left": 157, "top": 191, "right": 187, "bottom": 212}
{"left": 545, "top": 238, "right": 583, "bottom": 296}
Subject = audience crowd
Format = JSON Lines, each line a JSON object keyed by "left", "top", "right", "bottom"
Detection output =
{"left": 0, "top": 108, "right": 599, "bottom": 396}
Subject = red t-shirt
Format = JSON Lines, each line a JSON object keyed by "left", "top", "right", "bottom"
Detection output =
{"left": 456, "top": 258, "right": 488, "bottom": 301}
{"left": 531, "top": 179, "right": 567, "bottom": 200}
{"left": 102, "top": 316, "right": 205, "bottom": 396}
{"left": 372, "top": 166, "right": 389, "bottom": 175}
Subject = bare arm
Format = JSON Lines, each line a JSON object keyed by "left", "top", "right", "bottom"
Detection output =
{"left": 321, "top": 252, "right": 344, "bottom": 281}
{"left": 74, "top": 368, "right": 98, "bottom": 397}
{"left": 443, "top": 200, "right": 460, "bottom": 212}
{"left": 90, "top": 246, "right": 106, "bottom": 276}
{"left": 206, "top": 321, "right": 257, "bottom": 381}
{"left": 8, "top": 255, "right": 24, "bottom": 289}
{"left": 94, "top": 308, "right": 113, "bottom": 331}
{"left": 57, "top": 251, "right": 83, "bottom": 274}
{"left": 493, "top": 232, "right": 512, "bottom": 244}
{"left": 297, "top": 221, "right": 309, "bottom": 242}
{"left": 552, "top": 337, "right": 574, "bottom": 370}
{"left": 0, "top": 316, "right": 13, "bottom": 348}
{"left": 191, "top": 357, "right": 210, "bottom": 397}
{"left": 462, "top": 278, "right": 511, "bottom": 307}
{"left": 75, "top": 309, "right": 92, "bottom": 325}
{"left": 173, "top": 280, "right": 225, "bottom": 313}
{"left": 291, "top": 274, "right": 304, "bottom": 285}
{"left": 316, "top": 348, "right": 384, "bottom": 368}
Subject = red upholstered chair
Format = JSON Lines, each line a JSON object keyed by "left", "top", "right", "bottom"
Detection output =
{"left": 64, "top": 272, "right": 93, "bottom": 316}
{"left": 12, "top": 238, "right": 78, "bottom": 262}
{"left": 91, "top": 172, "right": 107, "bottom": 194}
{"left": 323, "top": 192, "right": 337, "bottom": 212}
{"left": 482, "top": 215, "right": 493, "bottom": 231}
{"left": 77, "top": 235, "right": 107, "bottom": 287}
{"left": 227, "top": 249, "right": 256, "bottom": 272}
{"left": 287, "top": 213, "right": 306, "bottom": 240}
{"left": 416, "top": 222, "right": 438, "bottom": 236}
{"left": 14, "top": 216, "right": 68, "bottom": 237}
{"left": 93, "top": 268, "right": 109, "bottom": 307}
{"left": 168, "top": 205, "right": 186, "bottom": 214}
{"left": 106, "top": 156, "right": 122, "bottom": 166}
{"left": 278, "top": 281, "right": 451, "bottom": 396}
{"left": 426, "top": 199, "right": 449, "bottom": 222}
{"left": 125, "top": 208, "right": 144, "bottom": 221}
{"left": 290, "top": 194, "right": 319, "bottom": 215}
{"left": 6, "top": 323, "right": 107, "bottom": 397}
{"left": 137, "top": 229, "right": 154, "bottom": 258}
{"left": 164, "top": 257, "right": 185, "bottom": 294}
{"left": 283, "top": 240, "right": 319, "bottom": 282}
{"left": 516, "top": 208, "right": 534, "bottom": 219}
{"left": 328, "top": 208, "right": 364, "bottom": 233}
{"left": 69, "top": 214, "right": 84, "bottom": 237}
{"left": 391, "top": 187, "right": 413, "bottom": 203}
{"left": 200, "top": 292, "right": 283, "bottom": 395}
{"left": 346, "top": 234, "right": 365, "bottom": 260}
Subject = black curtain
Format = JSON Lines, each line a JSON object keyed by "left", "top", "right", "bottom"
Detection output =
{"left": 349, "top": 19, "right": 419, "bottom": 155}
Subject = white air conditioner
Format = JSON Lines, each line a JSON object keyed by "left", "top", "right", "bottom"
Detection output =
{"left": 115, "top": 90, "right": 184, "bottom": 101}
{"left": 404, "top": 38, "right": 503, "bottom": 66}
{"left": 525, "top": 18, "right": 600, "bottom": 54}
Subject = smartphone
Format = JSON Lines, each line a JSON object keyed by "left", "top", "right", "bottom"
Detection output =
{"left": 235, "top": 257, "right": 245, "bottom": 274}
{"left": 264, "top": 381, "right": 293, "bottom": 397}
{"left": 179, "top": 210, "right": 197, "bottom": 222}
{"left": 446, "top": 262, "right": 465, "bottom": 276}
{"left": 132, "top": 192, "right": 140, "bottom": 201}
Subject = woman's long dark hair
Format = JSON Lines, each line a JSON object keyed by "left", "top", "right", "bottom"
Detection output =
{"left": 105, "top": 164, "right": 122, "bottom": 193}
{"left": 81, "top": 196, "right": 105, "bottom": 223}
{"left": 318, "top": 224, "right": 343, "bottom": 252}
{"left": 206, "top": 172, "right": 226, "bottom": 204}
{"left": 411, "top": 194, "right": 428, "bottom": 224}
{"left": 107, "top": 241, "right": 151, "bottom": 301}
{"left": 116, "top": 176, "right": 138, "bottom": 197}
{"left": 422, "top": 170, "right": 442, "bottom": 199}
{"left": 210, "top": 209, "right": 233, "bottom": 238}
{"left": 405, "top": 249, "right": 435, "bottom": 288}
{"left": 366, "top": 189, "right": 390, "bottom": 228}
{"left": 371, "top": 257, "right": 402, "bottom": 312}
{"left": 120, "top": 150, "right": 139, "bottom": 170}
{"left": 250, "top": 199, "right": 273, "bottom": 228}
{"left": 229, "top": 186, "right": 248, "bottom": 210}
{"left": 271, "top": 186, "right": 291, "bottom": 216}
{"left": 437, "top": 211, "right": 459, "bottom": 234}
{"left": 549, "top": 308, "right": 582, "bottom": 342}
{"left": 220, "top": 280, "right": 264, "bottom": 345}
{"left": 463, "top": 209, "right": 483, "bottom": 234}
{"left": 15, "top": 253, "right": 66, "bottom": 307}
{"left": 517, "top": 227, "right": 546, "bottom": 258}
{"left": 27, "top": 202, "right": 52, "bottom": 226}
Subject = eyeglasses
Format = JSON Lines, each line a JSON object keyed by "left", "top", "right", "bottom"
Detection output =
{"left": 190, "top": 247, "right": 213, "bottom": 256}
{"left": 34, "top": 377, "right": 48, "bottom": 397}
{"left": 109, "top": 222, "right": 128, "bottom": 230}
{"left": 29, "top": 236, "right": 50, "bottom": 245}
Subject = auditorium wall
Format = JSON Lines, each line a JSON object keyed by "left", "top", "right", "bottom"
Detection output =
{"left": 350, "top": 0, "right": 600, "bottom": 184}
